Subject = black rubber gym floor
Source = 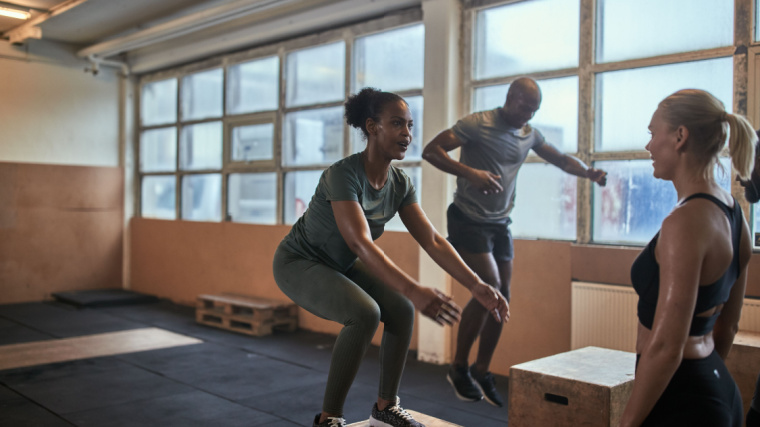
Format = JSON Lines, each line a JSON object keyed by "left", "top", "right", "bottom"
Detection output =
{"left": 0, "top": 299, "right": 510, "bottom": 426}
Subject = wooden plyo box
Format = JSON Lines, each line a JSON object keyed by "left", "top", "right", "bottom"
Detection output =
{"left": 196, "top": 293, "right": 298, "bottom": 337}
{"left": 725, "top": 331, "right": 760, "bottom": 415}
{"left": 509, "top": 346, "right": 636, "bottom": 427}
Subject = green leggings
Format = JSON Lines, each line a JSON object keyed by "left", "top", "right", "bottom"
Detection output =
{"left": 272, "top": 243, "right": 415, "bottom": 415}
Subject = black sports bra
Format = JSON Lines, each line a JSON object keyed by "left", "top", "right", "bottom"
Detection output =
{"left": 630, "top": 193, "right": 743, "bottom": 336}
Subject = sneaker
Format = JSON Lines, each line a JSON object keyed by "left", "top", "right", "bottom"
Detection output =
{"left": 369, "top": 399, "right": 425, "bottom": 427}
{"left": 313, "top": 413, "right": 346, "bottom": 427}
{"left": 446, "top": 364, "right": 483, "bottom": 402}
{"left": 470, "top": 366, "right": 504, "bottom": 407}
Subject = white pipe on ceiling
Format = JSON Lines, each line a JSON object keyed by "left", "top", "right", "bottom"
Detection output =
{"left": 77, "top": 0, "right": 307, "bottom": 60}
{"left": 126, "top": 0, "right": 420, "bottom": 74}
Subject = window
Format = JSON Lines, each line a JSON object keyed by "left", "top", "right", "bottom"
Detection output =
{"left": 139, "top": 78, "right": 177, "bottom": 220}
{"left": 227, "top": 56, "right": 279, "bottom": 114}
{"left": 137, "top": 13, "right": 424, "bottom": 230}
{"left": 467, "top": 0, "right": 741, "bottom": 245}
{"left": 593, "top": 160, "right": 732, "bottom": 244}
{"left": 596, "top": 0, "right": 733, "bottom": 63}
{"left": 228, "top": 173, "right": 277, "bottom": 224}
{"left": 473, "top": 0, "right": 579, "bottom": 79}
{"left": 595, "top": 58, "right": 733, "bottom": 152}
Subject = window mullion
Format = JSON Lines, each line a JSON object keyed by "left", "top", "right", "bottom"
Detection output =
{"left": 577, "top": 0, "right": 595, "bottom": 244}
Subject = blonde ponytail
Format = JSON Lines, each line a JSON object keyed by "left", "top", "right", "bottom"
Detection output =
{"left": 659, "top": 89, "right": 756, "bottom": 180}
{"left": 725, "top": 112, "right": 757, "bottom": 180}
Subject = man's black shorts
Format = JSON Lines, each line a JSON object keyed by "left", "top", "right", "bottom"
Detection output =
{"left": 446, "top": 203, "right": 514, "bottom": 262}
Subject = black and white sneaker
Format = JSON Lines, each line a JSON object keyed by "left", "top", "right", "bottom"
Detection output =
{"left": 312, "top": 413, "right": 346, "bottom": 427}
{"left": 470, "top": 366, "right": 504, "bottom": 407}
{"left": 369, "top": 399, "right": 425, "bottom": 427}
{"left": 446, "top": 364, "right": 483, "bottom": 402}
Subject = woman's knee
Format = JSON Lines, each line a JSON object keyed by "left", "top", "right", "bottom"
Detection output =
{"left": 347, "top": 303, "right": 381, "bottom": 334}
{"left": 392, "top": 296, "right": 415, "bottom": 326}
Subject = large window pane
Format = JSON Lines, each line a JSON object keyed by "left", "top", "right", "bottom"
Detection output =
{"left": 284, "top": 170, "right": 323, "bottom": 224}
{"left": 141, "top": 79, "right": 177, "bottom": 126}
{"left": 353, "top": 24, "right": 424, "bottom": 92}
{"left": 228, "top": 173, "right": 277, "bottom": 224}
{"left": 286, "top": 42, "right": 345, "bottom": 107}
{"left": 227, "top": 56, "right": 279, "bottom": 114}
{"left": 385, "top": 166, "right": 421, "bottom": 232}
{"left": 142, "top": 176, "right": 176, "bottom": 219}
{"left": 596, "top": 57, "right": 733, "bottom": 152}
{"left": 510, "top": 163, "right": 577, "bottom": 240}
{"left": 474, "top": 0, "right": 579, "bottom": 79}
{"left": 597, "top": 0, "right": 733, "bottom": 63}
{"left": 180, "top": 122, "right": 222, "bottom": 170}
{"left": 593, "top": 159, "right": 731, "bottom": 244}
{"left": 181, "top": 174, "right": 222, "bottom": 222}
{"left": 350, "top": 96, "right": 423, "bottom": 160}
{"left": 283, "top": 107, "right": 343, "bottom": 166}
{"left": 140, "top": 127, "right": 177, "bottom": 173}
{"left": 182, "top": 68, "right": 223, "bottom": 121}
{"left": 231, "top": 123, "right": 274, "bottom": 162}
{"left": 473, "top": 76, "right": 578, "bottom": 153}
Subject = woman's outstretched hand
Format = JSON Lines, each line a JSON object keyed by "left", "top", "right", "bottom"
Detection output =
{"left": 411, "top": 287, "right": 462, "bottom": 326}
{"left": 471, "top": 282, "right": 510, "bottom": 323}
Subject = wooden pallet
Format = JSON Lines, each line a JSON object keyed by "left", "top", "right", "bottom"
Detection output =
{"left": 196, "top": 293, "right": 298, "bottom": 336}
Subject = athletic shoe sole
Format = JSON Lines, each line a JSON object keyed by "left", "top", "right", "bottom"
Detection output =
{"left": 368, "top": 417, "right": 393, "bottom": 427}
{"left": 446, "top": 373, "right": 483, "bottom": 402}
{"left": 471, "top": 378, "right": 504, "bottom": 407}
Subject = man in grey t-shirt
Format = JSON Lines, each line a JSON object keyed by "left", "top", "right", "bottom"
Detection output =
{"left": 422, "top": 77, "right": 607, "bottom": 406}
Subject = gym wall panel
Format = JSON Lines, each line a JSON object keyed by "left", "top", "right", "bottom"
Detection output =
{"left": 0, "top": 162, "right": 123, "bottom": 304}
{"left": 129, "top": 218, "right": 420, "bottom": 349}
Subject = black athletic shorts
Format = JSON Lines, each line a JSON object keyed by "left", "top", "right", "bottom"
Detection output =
{"left": 446, "top": 203, "right": 514, "bottom": 262}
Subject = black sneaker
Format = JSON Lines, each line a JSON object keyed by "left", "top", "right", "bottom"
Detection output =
{"left": 446, "top": 364, "right": 483, "bottom": 402}
{"left": 313, "top": 413, "right": 346, "bottom": 427}
{"left": 369, "top": 399, "right": 425, "bottom": 427}
{"left": 470, "top": 366, "right": 504, "bottom": 407}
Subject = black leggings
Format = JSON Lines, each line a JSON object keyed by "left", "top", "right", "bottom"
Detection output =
{"left": 747, "top": 372, "right": 760, "bottom": 426}
{"left": 272, "top": 244, "right": 414, "bottom": 416}
{"left": 637, "top": 350, "right": 742, "bottom": 427}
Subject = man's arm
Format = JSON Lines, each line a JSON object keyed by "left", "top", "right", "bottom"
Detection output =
{"left": 533, "top": 142, "right": 607, "bottom": 186}
{"left": 422, "top": 129, "right": 504, "bottom": 194}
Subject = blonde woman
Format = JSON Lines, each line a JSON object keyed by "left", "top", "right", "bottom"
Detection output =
{"left": 621, "top": 89, "right": 756, "bottom": 426}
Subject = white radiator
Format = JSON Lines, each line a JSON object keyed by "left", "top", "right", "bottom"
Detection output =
{"left": 739, "top": 297, "right": 760, "bottom": 332}
{"left": 571, "top": 281, "right": 760, "bottom": 353}
{"left": 571, "top": 282, "right": 638, "bottom": 352}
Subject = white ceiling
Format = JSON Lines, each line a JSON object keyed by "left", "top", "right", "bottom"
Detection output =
{"left": 0, "top": 0, "right": 420, "bottom": 74}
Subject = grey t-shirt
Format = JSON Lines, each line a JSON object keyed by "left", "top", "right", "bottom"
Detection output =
{"left": 282, "top": 152, "right": 418, "bottom": 272}
{"left": 450, "top": 108, "right": 545, "bottom": 223}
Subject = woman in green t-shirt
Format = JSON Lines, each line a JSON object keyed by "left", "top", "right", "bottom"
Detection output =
{"left": 273, "top": 88, "right": 509, "bottom": 427}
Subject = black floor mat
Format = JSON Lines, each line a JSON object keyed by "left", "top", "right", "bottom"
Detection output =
{"left": 52, "top": 289, "right": 159, "bottom": 308}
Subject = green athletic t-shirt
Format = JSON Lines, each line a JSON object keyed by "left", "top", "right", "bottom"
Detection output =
{"left": 281, "top": 152, "right": 418, "bottom": 273}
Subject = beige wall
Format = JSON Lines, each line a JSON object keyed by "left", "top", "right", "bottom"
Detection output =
{"left": 0, "top": 162, "right": 124, "bottom": 304}
{"left": 129, "top": 219, "right": 420, "bottom": 350}
{"left": 0, "top": 41, "right": 124, "bottom": 304}
{"left": 0, "top": 40, "right": 120, "bottom": 167}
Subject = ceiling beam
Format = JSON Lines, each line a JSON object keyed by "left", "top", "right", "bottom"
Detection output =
{"left": 2, "top": 0, "right": 88, "bottom": 45}
{"left": 77, "top": 0, "right": 312, "bottom": 60}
